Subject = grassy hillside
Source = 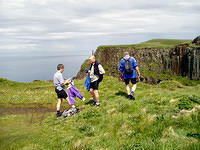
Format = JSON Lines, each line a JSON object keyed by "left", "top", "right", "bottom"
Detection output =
{"left": 98, "top": 39, "right": 192, "bottom": 49}
{"left": 0, "top": 76, "right": 200, "bottom": 150}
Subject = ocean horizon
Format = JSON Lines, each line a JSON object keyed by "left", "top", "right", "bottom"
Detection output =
{"left": 0, "top": 51, "right": 89, "bottom": 82}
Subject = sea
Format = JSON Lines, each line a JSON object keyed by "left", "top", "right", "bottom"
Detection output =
{"left": 0, "top": 51, "right": 89, "bottom": 82}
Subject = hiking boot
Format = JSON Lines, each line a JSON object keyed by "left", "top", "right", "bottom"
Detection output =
{"left": 82, "top": 97, "right": 86, "bottom": 101}
{"left": 95, "top": 104, "right": 100, "bottom": 107}
{"left": 127, "top": 95, "right": 133, "bottom": 99}
{"left": 131, "top": 91, "right": 135, "bottom": 100}
{"left": 92, "top": 99, "right": 96, "bottom": 105}
{"left": 56, "top": 113, "right": 62, "bottom": 117}
{"left": 75, "top": 107, "right": 80, "bottom": 112}
{"left": 95, "top": 103, "right": 100, "bottom": 106}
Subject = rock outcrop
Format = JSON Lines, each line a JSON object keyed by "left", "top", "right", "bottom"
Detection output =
{"left": 170, "top": 43, "right": 200, "bottom": 80}
{"left": 192, "top": 35, "right": 200, "bottom": 45}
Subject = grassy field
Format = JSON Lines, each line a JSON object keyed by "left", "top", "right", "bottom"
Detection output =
{"left": 0, "top": 76, "right": 200, "bottom": 150}
{"left": 98, "top": 39, "right": 192, "bottom": 49}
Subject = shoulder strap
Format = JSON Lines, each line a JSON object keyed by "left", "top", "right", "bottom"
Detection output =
{"left": 92, "top": 61, "right": 100, "bottom": 75}
{"left": 123, "top": 58, "right": 130, "bottom": 62}
{"left": 95, "top": 61, "right": 99, "bottom": 66}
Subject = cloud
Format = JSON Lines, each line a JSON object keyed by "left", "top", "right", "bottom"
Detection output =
{"left": 0, "top": 0, "right": 199, "bottom": 53}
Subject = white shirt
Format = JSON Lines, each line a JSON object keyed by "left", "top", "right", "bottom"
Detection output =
{"left": 53, "top": 71, "right": 65, "bottom": 91}
{"left": 90, "top": 64, "right": 105, "bottom": 83}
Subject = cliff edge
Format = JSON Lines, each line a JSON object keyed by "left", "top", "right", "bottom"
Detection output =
{"left": 76, "top": 36, "right": 200, "bottom": 83}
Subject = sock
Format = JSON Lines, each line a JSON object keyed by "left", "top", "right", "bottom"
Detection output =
{"left": 82, "top": 97, "right": 85, "bottom": 101}
{"left": 132, "top": 85, "right": 136, "bottom": 93}
{"left": 57, "top": 110, "right": 60, "bottom": 114}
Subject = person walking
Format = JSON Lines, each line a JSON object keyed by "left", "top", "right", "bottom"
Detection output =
{"left": 119, "top": 52, "right": 141, "bottom": 100}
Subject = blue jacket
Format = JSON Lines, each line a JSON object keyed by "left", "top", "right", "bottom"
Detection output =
{"left": 84, "top": 74, "right": 90, "bottom": 91}
{"left": 119, "top": 57, "right": 138, "bottom": 79}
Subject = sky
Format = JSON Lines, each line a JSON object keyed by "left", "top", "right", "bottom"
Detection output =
{"left": 0, "top": 0, "right": 200, "bottom": 55}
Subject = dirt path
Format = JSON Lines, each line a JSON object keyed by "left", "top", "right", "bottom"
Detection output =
{"left": 0, "top": 107, "right": 55, "bottom": 115}
{"left": 0, "top": 103, "right": 55, "bottom": 116}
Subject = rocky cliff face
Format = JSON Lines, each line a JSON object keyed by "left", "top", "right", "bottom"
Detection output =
{"left": 76, "top": 38, "right": 200, "bottom": 83}
{"left": 170, "top": 44, "right": 200, "bottom": 80}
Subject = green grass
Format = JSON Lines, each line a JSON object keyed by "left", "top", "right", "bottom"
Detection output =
{"left": 0, "top": 76, "right": 200, "bottom": 150}
{"left": 98, "top": 39, "right": 192, "bottom": 49}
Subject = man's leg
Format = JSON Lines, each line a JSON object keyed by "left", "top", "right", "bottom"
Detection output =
{"left": 125, "top": 79, "right": 131, "bottom": 95}
{"left": 130, "top": 78, "right": 137, "bottom": 100}
{"left": 94, "top": 90, "right": 100, "bottom": 106}
{"left": 90, "top": 88, "right": 97, "bottom": 104}
{"left": 131, "top": 84, "right": 136, "bottom": 100}
{"left": 57, "top": 98, "right": 62, "bottom": 116}
{"left": 125, "top": 78, "right": 135, "bottom": 100}
{"left": 90, "top": 88, "right": 95, "bottom": 99}
{"left": 131, "top": 84, "right": 137, "bottom": 94}
{"left": 125, "top": 78, "right": 132, "bottom": 99}
{"left": 126, "top": 84, "right": 131, "bottom": 95}
{"left": 126, "top": 84, "right": 133, "bottom": 99}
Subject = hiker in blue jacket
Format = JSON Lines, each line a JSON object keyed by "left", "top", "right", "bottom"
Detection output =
{"left": 119, "top": 52, "right": 141, "bottom": 100}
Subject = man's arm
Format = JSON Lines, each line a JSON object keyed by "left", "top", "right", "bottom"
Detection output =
{"left": 119, "top": 60, "right": 124, "bottom": 80}
{"left": 98, "top": 64, "right": 105, "bottom": 74}
{"left": 64, "top": 79, "right": 70, "bottom": 85}
{"left": 120, "top": 71, "right": 123, "bottom": 81}
{"left": 59, "top": 74, "right": 70, "bottom": 86}
{"left": 135, "top": 66, "right": 141, "bottom": 79}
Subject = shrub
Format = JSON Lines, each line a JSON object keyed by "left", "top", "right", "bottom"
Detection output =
{"left": 188, "top": 95, "right": 200, "bottom": 104}
{"left": 177, "top": 95, "right": 196, "bottom": 110}
{"left": 0, "top": 78, "right": 7, "bottom": 82}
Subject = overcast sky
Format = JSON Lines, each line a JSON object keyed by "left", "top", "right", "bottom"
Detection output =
{"left": 0, "top": 0, "right": 199, "bottom": 55}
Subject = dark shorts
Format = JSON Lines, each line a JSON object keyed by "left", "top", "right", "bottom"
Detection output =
{"left": 124, "top": 78, "right": 137, "bottom": 85}
{"left": 55, "top": 88, "right": 68, "bottom": 99}
{"left": 90, "top": 81, "right": 99, "bottom": 90}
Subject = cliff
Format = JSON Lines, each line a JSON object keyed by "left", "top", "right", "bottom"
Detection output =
{"left": 76, "top": 37, "right": 200, "bottom": 83}
{"left": 170, "top": 43, "right": 200, "bottom": 80}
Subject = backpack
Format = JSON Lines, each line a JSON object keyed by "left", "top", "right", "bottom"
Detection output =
{"left": 98, "top": 74, "right": 103, "bottom": 83}
{"left": 60, "top": 107, "right": 79, "bottom": 118}
{"left": 124, "top": 58, "right": 133, "bottom": 74}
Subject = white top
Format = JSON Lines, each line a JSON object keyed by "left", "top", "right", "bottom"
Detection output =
{"left": 90, "top": 64, "right": 105, "bottom": 83}
{"left": 53, "top": 71, "right": 65, "bottom": 91}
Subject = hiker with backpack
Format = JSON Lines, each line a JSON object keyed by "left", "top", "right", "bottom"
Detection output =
{"left": 119, "top": 52, "right": 141, "bottom": 100}
{"left": 88, "top": 55, "right": 105, "bottom": 106}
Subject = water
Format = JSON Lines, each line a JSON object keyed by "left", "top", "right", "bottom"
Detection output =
{"left": 0, "top": 51, "right": 89, "bottom": 82}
